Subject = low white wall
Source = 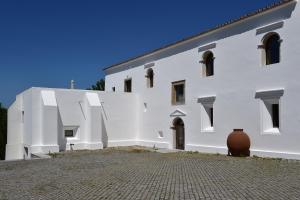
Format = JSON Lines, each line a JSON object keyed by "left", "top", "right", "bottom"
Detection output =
{"left": 5, "top": 88, "right": 141, "bottom": 160}
{"left": 6, "top": 94, "right": 24, "bottom": 160}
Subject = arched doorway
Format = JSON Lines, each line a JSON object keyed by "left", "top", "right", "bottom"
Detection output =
{"left": 173, "top": 117, "right": 185, "bottom": 150}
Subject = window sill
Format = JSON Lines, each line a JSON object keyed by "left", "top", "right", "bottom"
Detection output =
{"left": 203, "top": 75, "right": 214, "bottom": 78}
{"left": 262, "top": 128, "right": 280, "bottom": 135}
{"left": 263, "top": 62, "right": 280, "bottom": 67}
{"left": 172, "top": 102, "right": 185, "bottom": 106}
{"left": 201, "top": 127, "right": 215, "bottom": 133}
{"left": 66, "top": 137, "right": 80, "bottom": 141}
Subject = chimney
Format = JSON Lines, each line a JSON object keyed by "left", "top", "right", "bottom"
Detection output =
{"left": 70, "top": 80, "right": 75, "bottom": 89}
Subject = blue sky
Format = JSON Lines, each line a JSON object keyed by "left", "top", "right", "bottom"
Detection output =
{"left": 0, "top": 0, "right": 280, "bottom": 107}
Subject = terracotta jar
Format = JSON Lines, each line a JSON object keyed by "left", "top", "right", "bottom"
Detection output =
{"left": 227, "top": 129, "right": 250, "bottom": 157}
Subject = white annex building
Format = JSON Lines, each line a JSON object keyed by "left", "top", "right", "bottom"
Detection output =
{"left": 6, "top": 0, "right": 300, "bottom": 160}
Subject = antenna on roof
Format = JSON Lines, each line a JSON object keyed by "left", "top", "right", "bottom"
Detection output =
{"left": 70, "top": 80, "right": 75, "bottom": 89}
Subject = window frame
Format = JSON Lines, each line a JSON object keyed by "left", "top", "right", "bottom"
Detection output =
{"left": 255, "top": 89, "right": 283, "bottom": 135}
{"left": 171, "top": 80, "right": 186, "bottom": 105}
{"left": 64, "top": 130, "right": 75, "bottom": 138}
{"left": 260, "top": 32, "right": 282, "bottom": 66}
{"left": 197, "top": 96, "right": 216, "bottom": 133}
{"left": 64, "top": 126, "right": 79, "bottom": 139}
{"left": 260, "top": 98, "right": 281, "bottom": 135}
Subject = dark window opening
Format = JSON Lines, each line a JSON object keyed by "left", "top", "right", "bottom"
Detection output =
{"left": 65, "top": 130, "right": 74, "bottom": 137}
{"left": 146, "top": 68, "right": 154, "bottom": 88}
{"left": 112, "top": 87, "right": 115, "bottom": 92}
{"left": 204, "top": 51, "right": 214, "bottom": 76}
{"left": 124, "top": 79, "right": 132, "bottom": 93}
{"left": 272, "top": 104, "right": 279, "bottom": 128}
{"left": 209, "top": 107, "right": 213, "bottom": 127}
{"left": 265, "top": 34, "right": 280, "bottom": 65}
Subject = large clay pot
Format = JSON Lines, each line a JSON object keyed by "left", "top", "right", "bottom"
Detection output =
{"left": 227, "top": 129, "right": 250, "bottom": 157}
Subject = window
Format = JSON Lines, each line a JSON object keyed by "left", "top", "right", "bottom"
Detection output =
{"left": 202, "top": 105, "right": 214, "bottom": 131}
{"left": 65, "top": 130, "right": 74, "bottom": 137}
{"left": 198, "top": 96, "right": 215, "bottom": 132}
{"left": 22, "top": 111, "right": 24, "bottom": 123}
{"left": 202, "top": 51, "right": 214, "bottom": 77}
{"left": 124, "top": 79, "right": 132, "bottom": 92}
{"left": 172, "top": 80, "right": 185, "bottom": 105}
{"left": 158, "top": 131, "right": 164, "bottom": 138}
{"left": 112, "top": 87, "right": 115, "bottom": 92}
{"left": 255, "top": 89, "right": 283, "bottom": 134}
{"left": 272, "top": 103, "right": 279, "bottom": 128}
{"left": 262, "top": 33, "right": 281, "bottom": 65}
{"left": 209, "top": 107, "right": 213, "bottom": 127}
{"left": 261, "top": 99, "right": 280, "bottom": 133}
{"left": 146, "top": 68, "right": 154, "bottom": 88}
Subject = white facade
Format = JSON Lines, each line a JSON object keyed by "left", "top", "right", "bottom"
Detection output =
{"left": 104, "top": 1, "right": 300, "bottom": 159}
{"left": 6, "top": 0, "right": 300, "bottom": 160}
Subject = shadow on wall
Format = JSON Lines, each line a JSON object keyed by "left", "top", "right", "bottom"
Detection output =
{"left": 0, "top": 104, "right": 7, "bottom": 160}
{"left": 101, "top": 116, "right": 108, "bottom": 148}
{"left": 57, "top": 109, "right": 67, "bottom": 151}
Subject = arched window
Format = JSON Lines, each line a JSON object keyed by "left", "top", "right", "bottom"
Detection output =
{"left": 203, "top": 51, "right": 214, "bottom": 77}
{"left": 263, "top": 33, "right": 281, "bottom": 65}
{"left": 146, "top": 68, "right": 154, "bottom": 88}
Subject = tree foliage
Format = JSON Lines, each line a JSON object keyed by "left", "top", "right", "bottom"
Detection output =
{"left": 0, "top": 103, "right": 7, "bottom": 160}
{"left": 87, "top": 79, "right": 105, "bottom": 91}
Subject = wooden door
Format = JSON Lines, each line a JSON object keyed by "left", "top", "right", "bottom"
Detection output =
{"left": 176, "top": 122, "right": 185, "bottom": 150}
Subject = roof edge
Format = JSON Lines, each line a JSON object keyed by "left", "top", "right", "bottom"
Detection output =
{"left": 102, "top": 0, "right": 295, "bottom": 72}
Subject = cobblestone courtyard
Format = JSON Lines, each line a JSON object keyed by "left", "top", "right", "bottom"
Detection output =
{"left": 0, "top": 147, "right": 300, "bottom": 200}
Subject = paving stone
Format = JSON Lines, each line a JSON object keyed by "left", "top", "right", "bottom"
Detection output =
{"left": 0, "top": 147, "right": 299, "bottom": 200}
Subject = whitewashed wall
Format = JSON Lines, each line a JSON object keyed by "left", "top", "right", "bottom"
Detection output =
{"left": 5, "top": 88, "right": 140, "bottom": 160}
{"left": 104, "top": 1, "right": 300, "bottom": 159}
{"left": 6, "top": 1, "right": 300, "bottom": 160}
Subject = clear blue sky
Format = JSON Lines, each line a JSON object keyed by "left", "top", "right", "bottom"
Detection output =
{"left": 0, "top": 0, "right": 280, "bottom": 107}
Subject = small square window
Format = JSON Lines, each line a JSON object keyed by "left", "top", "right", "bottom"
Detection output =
{"left": 65, "top": 130, "right": 74, "bottom": 137}
{"left": 172, "top": 81, "right": 185, "bottom": 105}
{"left": 158, "top": 131, "right": 163, "bottom": 138}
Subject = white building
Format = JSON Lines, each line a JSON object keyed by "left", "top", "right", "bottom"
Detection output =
{"left": 6, "top": 0, "right": 300, "bottom": 160}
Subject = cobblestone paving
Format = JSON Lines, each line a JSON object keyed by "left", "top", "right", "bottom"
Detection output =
{"left": 0, "top": 147, "right": 300, "bottom": 200}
